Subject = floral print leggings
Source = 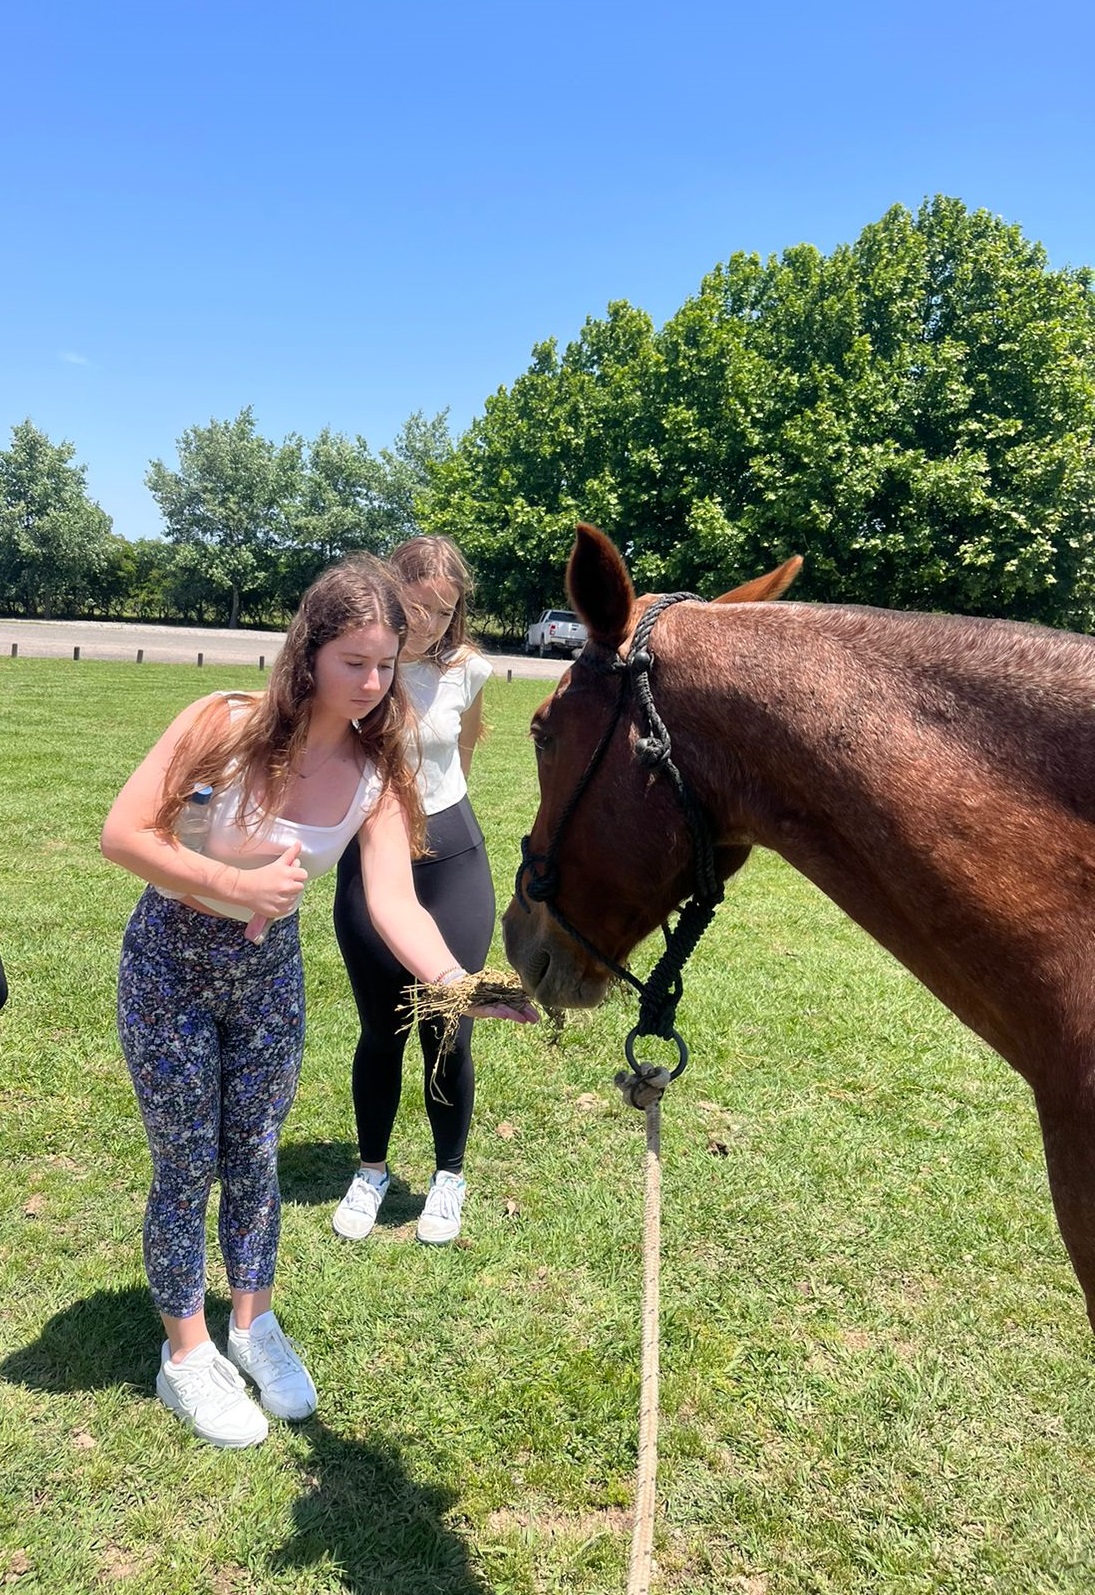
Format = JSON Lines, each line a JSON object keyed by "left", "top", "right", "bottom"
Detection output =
{"left": 118, "top": 888, "right": 305, "bottom": 1319}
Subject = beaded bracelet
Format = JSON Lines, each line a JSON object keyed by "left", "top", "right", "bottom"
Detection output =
{"left": 432, "top": 965, "right": 468, "bottom": 987}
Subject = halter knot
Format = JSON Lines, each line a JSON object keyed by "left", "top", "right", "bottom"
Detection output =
{"left": 614, "top": 1064, "right": 672, "bottom": 1110}
{"left": 523, "top": 868, "right": 556, "bottom": 903}
{"left": 635, "top": 735, "right": 670, "bottom": 768}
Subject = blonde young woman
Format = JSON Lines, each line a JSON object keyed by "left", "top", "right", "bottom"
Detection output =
{"left": 101, "top": 555, "right": 534, "bottom": 1449}
{"left": 332, "top": 536, "right": 495, "bottom": 1245}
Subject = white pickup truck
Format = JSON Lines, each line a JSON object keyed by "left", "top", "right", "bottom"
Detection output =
{"left": 524, "top": 609, "right": 588, "bottom": 657}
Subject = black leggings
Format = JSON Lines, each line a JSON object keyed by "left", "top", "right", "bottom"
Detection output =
{"left": 333, "top": 799, "right": 496, "bottom": 1174}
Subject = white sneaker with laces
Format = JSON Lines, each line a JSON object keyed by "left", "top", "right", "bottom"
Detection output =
{"left": 155, "top": 1340, "right": 269, "bottom": 1448}
{"left": 226, "top": 1311, "right": 318, "bottom": 1420}
{"left": 416, "top": 1170, "right": 467, "bottom": 1245}
{"left": 332, "top": 1166, "right": 390, "bottom": 1240}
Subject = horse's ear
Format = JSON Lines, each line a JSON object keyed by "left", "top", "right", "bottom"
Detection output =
{"left": 712, "top": 554, "right": 803, "bottom": 605}
{"left": 566, "top": 524, "right": 635, "bottom": 646}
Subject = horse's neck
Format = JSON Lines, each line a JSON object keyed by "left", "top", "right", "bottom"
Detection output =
{"left": 670, "top": 602, "right": 1095, "bottom": 834}
{"left": 660, "top": 601, "right": 1095, "bottom": 1064}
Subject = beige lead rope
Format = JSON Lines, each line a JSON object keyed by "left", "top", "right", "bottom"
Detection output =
{"left": 408, "top": 974, "right": 673, "bottom": 1592}
{"left": 615, "top": 1064, "right": 673, "bottom": 1595}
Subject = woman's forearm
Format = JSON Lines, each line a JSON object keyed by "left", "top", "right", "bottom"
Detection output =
{"left": 100, "top": 825, "right": 245, "bottom": 904}
{"left": 366, "top": 897, "right": 463, "bottom": 985}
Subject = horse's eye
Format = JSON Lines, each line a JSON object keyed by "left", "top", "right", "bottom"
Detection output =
{"left": 529, "top": 726, "right": 549, "bottom": 757}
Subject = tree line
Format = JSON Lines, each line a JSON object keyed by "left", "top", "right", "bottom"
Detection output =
{"left": 0, "top": 410, "right": 452, "bottom": 627}
{"left": 4, "top": 196, "right": 1095, "bottom": 634}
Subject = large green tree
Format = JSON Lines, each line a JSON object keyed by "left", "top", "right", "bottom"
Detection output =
{"left": 420, "top": 198, "right": 1095, "bottom": 630}
{"left": 726, "top": 198, "right": 1095, "bottom": 622}
{"left": 146, "top": 407, "right": 303, "bottom": 627}
{"left": 278, "top": 411, "right": 453, "bottom": 603}
{"left": 418, "top": 308, "right": 658, "bottom": 630}
{"left": 0, "top": 420, "right": 116, "bottom": 618}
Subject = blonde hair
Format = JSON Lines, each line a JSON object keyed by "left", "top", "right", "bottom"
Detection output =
{"left": 389, "top": 535, "right": 476, "bottom": 663}
{"left": 154, "top": 555, "right": 426, "bottom": 853}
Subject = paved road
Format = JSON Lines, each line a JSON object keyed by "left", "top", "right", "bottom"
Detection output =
{"left": 0, "top": 617, "right": 571, "bottom": 679}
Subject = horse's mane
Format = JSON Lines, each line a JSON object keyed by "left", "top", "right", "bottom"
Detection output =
{"left": 707, "top": 600, "right": 1095, "bottom": 716}
{"left": 797, "top": 602, "right": 1095, "bottom": 670}
{"left": 674, "top": 597, "right": 1095, "bottom": 821}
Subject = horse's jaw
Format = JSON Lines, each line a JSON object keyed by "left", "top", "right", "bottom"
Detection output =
{"left": 501, "top": 904, "right": 614, "bottom": 1009}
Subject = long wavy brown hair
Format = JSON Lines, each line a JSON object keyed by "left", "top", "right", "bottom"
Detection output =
{"left": 153, "top": 555, "right": 426, "bottom": 853}
{"left": 389, "top": 535, "right": 475, "bottom": 663}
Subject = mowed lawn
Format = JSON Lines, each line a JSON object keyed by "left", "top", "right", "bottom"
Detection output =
{"left": 1, "top": 657, "right": 1094, "bottom": 1595}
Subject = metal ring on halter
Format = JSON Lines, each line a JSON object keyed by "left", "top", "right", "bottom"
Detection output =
{"left": 624, "top": 1025, "right": 689, "bottom": 1080}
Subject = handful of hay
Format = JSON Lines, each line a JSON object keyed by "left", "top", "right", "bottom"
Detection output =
{"left": 401, "top": 966, "right": 532, "bottom": 1055}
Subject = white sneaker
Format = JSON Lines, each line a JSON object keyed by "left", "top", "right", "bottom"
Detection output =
{"left": 155, "top": 1340, "right": 269, "bottom": 1448}
{"left": 226, "top": 1311, "right": 318, "bottom": 1420}
{"left": 332, "top": 1166, "right": 390, "bottom": 1240}
{"left": 416, "top": 1171, "right": 467, "bottom": 1245}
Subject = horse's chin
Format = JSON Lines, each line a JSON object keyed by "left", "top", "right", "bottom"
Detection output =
{"left": 502, "top": 906, "right": 614, "bottom": 1010}
{"left": 533, "top": 957, "right": 613, "bottom": 1011}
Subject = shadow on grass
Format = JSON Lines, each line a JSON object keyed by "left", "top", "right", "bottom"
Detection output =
{"left": 271, "top": 1417, "right": 494, "bottom": 1595}
{"left": 1, "top": 1286, "right": 494, "bottom": 1595}
{"left": 279, "top": 1140, "right": 427, "bottom": 1228}
{"left": 278, "top": 1136, "right": 360, "bottom": 1205}
{"left": 0, "top": 1284, "right": 162, "bottom": 1391}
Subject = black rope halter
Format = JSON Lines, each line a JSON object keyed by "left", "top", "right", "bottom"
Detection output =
{"left": 514, "top": 593, "right": 724, "bottom": 1080}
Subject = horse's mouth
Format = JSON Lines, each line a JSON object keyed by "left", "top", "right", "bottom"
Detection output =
{"left": 527, "top": 962, "right": 612, "bottom": 1010}
{"left": 502, "top": 907, "right": 613, "bottom": 1010}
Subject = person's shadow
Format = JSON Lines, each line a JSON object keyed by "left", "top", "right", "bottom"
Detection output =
{"left": 1, "top": 1287, "right": 493, "bottom": 1595}
{"left": 268, "top": 1420, "right": 492, "bottom": 1595}
{"left": 278, "top": 1139, "right": 428, "bottom": 1229}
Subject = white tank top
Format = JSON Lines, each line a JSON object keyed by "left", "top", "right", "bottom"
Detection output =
{"left": 159, "top": 696, "right": 383, "bottom": 922}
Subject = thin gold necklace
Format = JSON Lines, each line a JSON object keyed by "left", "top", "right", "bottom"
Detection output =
{"left": 295, "top": 735, "right": 351, "bottom": 781}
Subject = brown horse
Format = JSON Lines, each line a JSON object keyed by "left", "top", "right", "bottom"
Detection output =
{"left": 503, "top": 523, "right": 1095, "bottom": 1331}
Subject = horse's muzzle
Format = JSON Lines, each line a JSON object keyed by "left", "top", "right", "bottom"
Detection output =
{"left": 501, "top": 898, "right": 612, "bottom": 1009}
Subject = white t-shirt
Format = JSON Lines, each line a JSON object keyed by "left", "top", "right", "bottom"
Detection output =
{"left": 404, "top": 652, "right": 492, "bottom": 815}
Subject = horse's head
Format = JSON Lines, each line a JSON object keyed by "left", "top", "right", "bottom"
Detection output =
{"left": 502, "top": 525, "right": 801, "bottom": 1008}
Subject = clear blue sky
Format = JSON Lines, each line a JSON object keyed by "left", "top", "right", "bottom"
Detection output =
{"left": 3, "top": 0, "right": 1093, "bottom": 541}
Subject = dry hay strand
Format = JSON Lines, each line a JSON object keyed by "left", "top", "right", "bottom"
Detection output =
{"left": 401, "top": 967, "right": 530, "bottom": 1056}
{"left": 543, "top": 1005, "right": 566, "bottom": 1043}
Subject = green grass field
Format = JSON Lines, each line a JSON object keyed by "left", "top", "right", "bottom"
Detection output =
{"left": 1, "top": 657, "right": 1094, "bottom": 1594}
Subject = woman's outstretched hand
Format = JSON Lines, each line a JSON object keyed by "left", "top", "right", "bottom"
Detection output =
{"left": 467, "top": 998, "right": 540, "bottom": 1023}
{"left": 407, "top": 969, "right": 540, "bottom": 1032}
